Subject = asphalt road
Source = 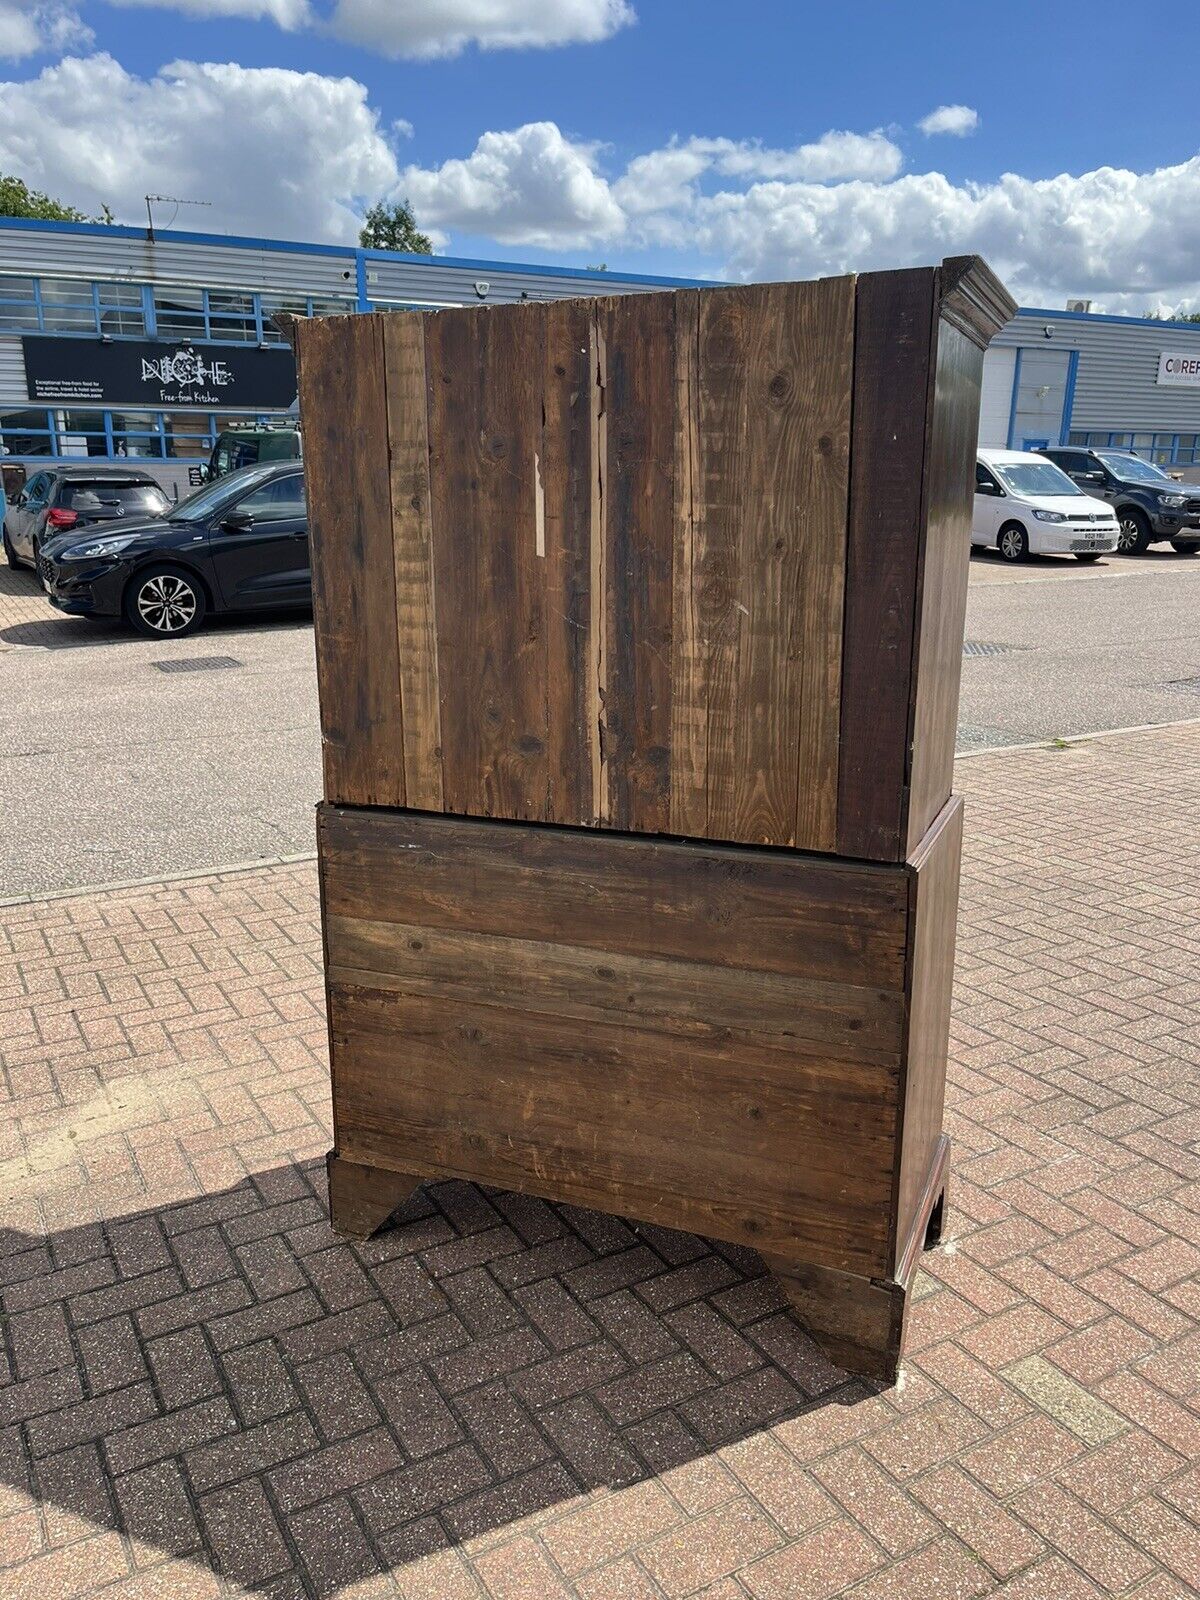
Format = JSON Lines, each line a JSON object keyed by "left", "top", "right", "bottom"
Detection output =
{"left": 959, "top": 547, "right": 1200, "bottom": 749}
{"left": 2, "top": 547, "right": 1198, "bottom": 898}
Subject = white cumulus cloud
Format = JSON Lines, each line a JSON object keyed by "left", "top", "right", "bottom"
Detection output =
{"left": 110, "top": 0, "right": 314, "bottom": 24}
{"left": 3, "top": 44, "right": 1198, "bottom": 316}
{"left": 397, "top": 118, "right": 1200, "bottom": 311}
{"left": 105, "top": 0, "right": 634, "bottom": 56}
{"left": 0, "top": 53, "right": 398, "bottom": 241}
{"left": 614, "top": 130, "right": 901, "bottom": 218}
{"left": 401, "top": 121, "right": 624, "bottom": 247}
{"left": 0, "top": 2, "right": 92, "bottom": 58}
{"left": 918, "top": 104, "right": 979, "bottom": 137}
{"left": 329, "top": 0, "right": 634, "bottom": 58}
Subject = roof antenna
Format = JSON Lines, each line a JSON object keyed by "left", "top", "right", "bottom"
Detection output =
{"left": 145, "top": 194, "right": 212, "bottom": 242}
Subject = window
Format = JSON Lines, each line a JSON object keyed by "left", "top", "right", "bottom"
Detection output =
{"left": 1094, "top": 451, "right": 1174, "bottom": 484}
{"left": 163, "top": 413, "right": 214, "bottom": 460}
{"left": 1, "top": 409, "right": 55, "bottom": 455}
{"left": 24, "top": 472, "right": 51, "bottom": 505}
{"left": 0, "top": 276, "right": 38, "bottom": 331}
{"left": 38, "top": 278, "right": 97, "bottom": 333}
{"left": 975, "top": 462, "right": 1000, "bottom": 492}
{"left": 55, "top": 410, "right": 109, "bottom": 457}
{"left": 236, "top": 472, "right": 306, "bottom": 520}
{"left": 97, "top": 281, "right": 146, "bottom": 337}
{"left": 309, "top": 297, "right": 353, "bottom": 318}
{"left": 260, "top": 296, "right": 307, "bottom": 343}
{"left": 154, "top": 287, "right": 206, "bottom": 340}
{"left": 207, "top": 291, "right": 256, "bottom": 342}
{"left": 59, "top": 480, "right": 169, "bottom": 516}
{"left": 110, "top": 412, "right": 164, "bottom": 458}
{"left": 993, "top": 461, "right": 1082, "bottom": 497}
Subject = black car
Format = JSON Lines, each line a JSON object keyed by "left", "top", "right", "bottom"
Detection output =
{"left": 1037, "top": 447, "right": 1200, "bottom": 555}
{"left": 3, "top": 464, "right": 170, "bottom": 571}
{"left": 40, "top": 461, "right": 310, "bottom": 638}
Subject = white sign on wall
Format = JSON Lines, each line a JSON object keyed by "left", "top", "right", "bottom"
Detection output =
{"left": 1157, "top": 351, "right": 1200, "bottom": 387}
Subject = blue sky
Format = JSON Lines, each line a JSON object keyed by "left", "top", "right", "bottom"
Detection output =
{"left": 2, "top": 0, "right": 1199, "bottom": 310}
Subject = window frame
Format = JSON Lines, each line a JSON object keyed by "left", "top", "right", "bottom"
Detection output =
{"left": 233, "top": 470, "right": 306, "bottom": 522}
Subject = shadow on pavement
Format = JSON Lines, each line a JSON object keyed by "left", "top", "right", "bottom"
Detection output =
{"left": 0, "top": 609, "right": 313, "bottom": 651}
{"left": 0, "top": 1161, "right": 868, "bottom": 1595}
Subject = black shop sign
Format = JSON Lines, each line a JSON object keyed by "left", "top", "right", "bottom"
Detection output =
{"left": 22, "top": 336, "right": 297, "bottom": 409}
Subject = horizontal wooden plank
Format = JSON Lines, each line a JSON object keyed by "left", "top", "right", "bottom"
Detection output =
{"left": 330, "top": 983, "right": 897, "bottom": 1275}
{"left": 318, "top": 804, "right": 911, "bottom": 991}
{"left": 327, "top": 914, "right": 903, "bottom": 1063}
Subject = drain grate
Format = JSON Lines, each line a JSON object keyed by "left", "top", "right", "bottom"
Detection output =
{"left": 153, "top": 655, "right": 242, "bottom": 674}
{"left": 963, "top": 640, "right": 1020, "bottom": 657}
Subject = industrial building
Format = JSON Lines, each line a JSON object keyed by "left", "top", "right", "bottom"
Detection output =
{"left": 0, "top": 216, "right": 697, "bottom": 500}
{"left": 978, "top": 305, "right": 1200, "bottom": 480}
{"left": 4, "top": 215, "right": 1200, "bottom": 495}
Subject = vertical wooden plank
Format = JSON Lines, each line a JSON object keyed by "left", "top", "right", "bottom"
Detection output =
{"left": 588, "top": 310, "right": 608, "bottom": 825}
{"left": 837, "top": 269, "right": 936, "bottom": 862}
{"left": 602, "top": 293, "right": 676, "bottom": 834}
{"left": 686, "top": 279, "right": 853, "bottom": 850}
{"left": 426, "top": 302, "right": 547, "bottom": 820}
{"left": 690, "top": 286, "right": 747, "bottom": 840}
{"left": 542, "top": 299, "right": 593, "bottom": 825}
{"left": 790, "top": 274, "right": 854, "bottom": 853}
{"left": 296, "top": 313, "right": 405, "bottom": 808}
{"left": 905, "top": 319, "right": 983, "bottom": 853}
{"left": 669, "top": 290, "right": 706, "bottom": 839}
{"left": 892, "top": 796, "right": 962, "bottom": 1272}
{"left": 383, "top": 313, "right": 442, "bottom": 813}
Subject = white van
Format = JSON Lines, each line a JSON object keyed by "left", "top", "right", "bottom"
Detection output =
{"left": 974, "top": 448, "right": 1119, "bottom": 563}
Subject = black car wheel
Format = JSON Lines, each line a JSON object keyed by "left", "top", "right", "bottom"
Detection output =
{"left": 1170, "top": 539, "right": 1199, "bottom": 555}
{"left": 2, "top": 526, "right": 20, "bottom": 569}
{"left": 1117, "top": 508, "right": 1151, "bottom": 555}
{"left": 998, "top": 523, "right": 1029, "bottom": 563}
{"left": 124, "top": 565, "right": 206, "bottom": 638}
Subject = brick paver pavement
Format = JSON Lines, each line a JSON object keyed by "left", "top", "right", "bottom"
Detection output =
{"left": 1, "top": 724, "right": 1197, "bottom": 1599}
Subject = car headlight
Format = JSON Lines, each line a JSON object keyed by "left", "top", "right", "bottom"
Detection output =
{"left": 1032, "top": 509, "right": 1066, "bottom": 523}
{"left": 62, "top": 534, "right": 139, "bottom": 560}
{"left": 1159, "top": 493, "right": 1185, "bottom": 508}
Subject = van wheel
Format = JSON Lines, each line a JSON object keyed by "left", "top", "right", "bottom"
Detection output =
{"left": 124, "top": 565, "right": 206, "bottom": 638}
{"left": 1117, "top": 509, "right": 1151, "bottom": 554}
{"left": 2, "top": 527, "right": 20, "bottom": 569}
{"left": 998, "top": 523, "right": 1029, "bottom": 562}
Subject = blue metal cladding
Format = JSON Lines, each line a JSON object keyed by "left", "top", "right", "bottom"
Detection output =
{"left": 1059, "top": 350, "right": 1080, "bottom": 443}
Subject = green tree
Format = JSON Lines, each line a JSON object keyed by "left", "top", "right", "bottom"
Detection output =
{"left": 1, "top": 172, "right": 113, "bottom": 224}
{"left": 358, "top": 198, "right": 433, "bottom": 254}
{"left": 1144, "top": 308, "right": 1200, "bottom": 324}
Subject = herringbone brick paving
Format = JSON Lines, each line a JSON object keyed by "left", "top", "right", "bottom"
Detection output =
{"left": 1, "top": 725, "right": 1197, "bottom": 1598}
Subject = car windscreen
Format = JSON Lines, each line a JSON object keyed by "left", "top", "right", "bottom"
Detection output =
{"left": 59, "top": 481, "right": 169, "bottom": 514}
{"left": 168, "top": 463, "right": 282, "bottom": 523}
{"left": 1095, "top": 452, "right": 1172, "bottom": 484}
{"left": 992, "top": 461, "right": 1083, "bottom": 497}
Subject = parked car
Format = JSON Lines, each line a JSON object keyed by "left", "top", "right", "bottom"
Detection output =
{"left": 3, "top": 464, "right": 170, "bottom": 571}
{"left": 205, "top": 422, "right": 301, "bottom": 481}
{"left": 973, "top": 449, "right": 1120, "bottom": 563}
{"left": 1037, "top": 446, "right": 1200, "bottom": 555}
{"left": 39, "top": 461, "right": 310, "bottom": 638}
